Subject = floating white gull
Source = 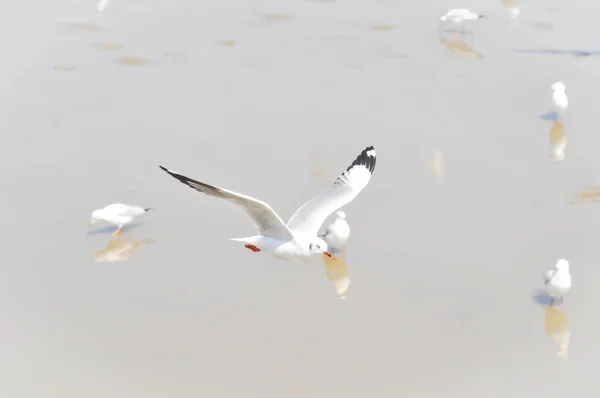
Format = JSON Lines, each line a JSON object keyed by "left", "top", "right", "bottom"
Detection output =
{"left": 159, "top": 146, "right": 376, "bottom": 262}
{"left": 440, "top": 8, "right": 484, "bottom": 22}
{"left": 90, "top": 203, "right": 152, "bottom": 236}
{"left": 549, "top": 81, "right": 568, "bottom": 120}
{"left": 319, "top": 210, "right": 350, "bottom": 257}
{"left": 440, "top": 8, "right": 484, "bottom": 35}
{"left": 544, "top": 259, "right": 572, "bottom": 305}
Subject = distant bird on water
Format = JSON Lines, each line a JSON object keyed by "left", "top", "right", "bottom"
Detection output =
{"left": 502, "top": 0, "right": 520, "bottom": 25}
{"left": 549, "top": 81, "right": 569, "bottom": 121}
{"left": 544, "top": 259, "right": 572, "bottom": 306}
{"left": 90, "top": 203, "right": 152, "bottom": 236}
{"left": 320, "top": 211, "right": 351, "bottom": 299}
{"left": 439, "top": 9, "right": 484, "bottom": 35}
{"left": 319, "top": 210, "right": 350, "bottom": 256}
{"left": 440, "top": 8, "right": 485, "bottom": 23}
{"left": 96, "top": 0, "right": 108, "bottom": 16}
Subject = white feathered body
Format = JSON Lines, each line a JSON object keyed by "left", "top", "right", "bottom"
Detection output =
{"left": 230, "top": 235, "right": 317, "bottom": 263}
{"left": 321, "top": 218, "right": 350, "bottom": 250}
{"left": 545, "top": 268, "right": 572, "bottom": 298}
{"left": 158, "top": 146, "right": 376, "bottom": 263}
{"left": 552, "top": 90, "right": 569, "bottom": 113}
{"left": 94, "top": 203, "right": 147, "bottom": 225}
{"left": 441, "top": 8, "right": 483, "bottom": 22}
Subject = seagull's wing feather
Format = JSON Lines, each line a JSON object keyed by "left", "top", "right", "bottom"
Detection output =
{"left": 121, "top": 205, "right": 146, "bottom": 217}
{"left": 319, "top": 224, "right": 333, "bottom": 240}
{"left": 544, "top": 269, "right": 556, "bottom": 284}
{"left": 286, "top": 146, "right": 376, "bottom": 237}
{"left": 104, "top": 203, "right": 142, "bottom": 217}
{"left": 159, "top": 166, "right": 294, "bottom": 240}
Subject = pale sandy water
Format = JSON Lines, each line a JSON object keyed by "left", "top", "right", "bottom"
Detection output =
{"left": 4, "top": 0, "right": 600, "bottom": 396}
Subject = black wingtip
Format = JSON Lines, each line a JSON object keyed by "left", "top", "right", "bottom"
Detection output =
{"left": 346, "top": 146, "right": 376, "bottom": 174}
{"left": 144, "top": 207, "right": 152, "bottom": 212}
{"left": 159, "top": 165, "right": 168, "bottom": 172}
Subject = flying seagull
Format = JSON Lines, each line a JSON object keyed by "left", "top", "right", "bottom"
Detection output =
{"left": 159, "top": 146, "right": 376, "bottom": 262}
{"left": 544, "top": 258, "right": 572, "bottom": 305}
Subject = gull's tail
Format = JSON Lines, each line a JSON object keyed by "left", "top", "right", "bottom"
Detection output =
{"left": 144, "top": 207, "right": 152, "bottom": 212}
{"left": 229, "top": 236, "right": 261, "bottom": 244}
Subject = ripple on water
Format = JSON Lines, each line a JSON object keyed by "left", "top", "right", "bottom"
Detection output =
{"left": 116, "top": 57, "right": 151, "bottom": 66}
{"left": 264, "top": 14, "right": 294, "bottom": 22}
{"left": 53, "top": 65, "right": 77, "bottom": 72}
{"left": 440, "top": 37, "right": 484, "bottom": 59}
{"left": 372, "top": 24, "right": 396, "bottom": 31}
{"left": 58, "top": 23, "right": 102, "bottom": 31}
{"left": 216, "top": 40, "right": 237, "bottom": 47}
{"left": 90, "top": 42, "right": 124, "bottom": 51}
{"left": 569, "top": 185, "right": 600, "bottom": 205}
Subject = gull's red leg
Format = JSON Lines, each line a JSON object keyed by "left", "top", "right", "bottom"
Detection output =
{"left": 244, "top": 244, "right": 261, "bottom": 253}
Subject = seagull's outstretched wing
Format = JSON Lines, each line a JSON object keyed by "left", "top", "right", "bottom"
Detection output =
{"left": 286, "top": 146, "right": 376, "bottom": 237}
{"left": 159, "top": 166, "right": 294, "bottom": 240}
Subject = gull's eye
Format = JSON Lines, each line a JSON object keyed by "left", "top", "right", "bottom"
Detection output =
{"left": 309, "top": 243, "right": 314, "bottom": 250}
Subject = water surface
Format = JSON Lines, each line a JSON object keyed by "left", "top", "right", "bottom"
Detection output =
{"left": 3, "top": 0, "right": 600, "bottom": 396}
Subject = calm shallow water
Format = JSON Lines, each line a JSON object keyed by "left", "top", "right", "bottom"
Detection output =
{"left": 4, "top": 0, "right": 600, "bottom": 396}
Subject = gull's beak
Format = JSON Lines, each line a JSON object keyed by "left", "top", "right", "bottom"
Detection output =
{"left": 323, "top": 251, "right": 332, "bottom": 258}
{"left": 90, "top": 221, "right": 94, "bottom": 227}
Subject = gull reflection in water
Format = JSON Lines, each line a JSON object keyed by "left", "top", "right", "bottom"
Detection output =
{"left": 93, "top": 237, "right": 156, "bottom": 263}
{"left": 549, "top": 121, "right": 567, "bottom": 161}
{"left": 439, "top": 35, "right": 483, "bottom": 59}
{"left": 502, "top": 0, "right": 520, "bottom": 25}
{"left": 569, "top": 185, "right": 600, "bottom": 205}
{"left": 310, "top": 153, "right": 328, "bottom": 181}
{"left": 96, "top": 0, "right": 108, "bottom": 16}
{"left": 323, "top": 250, "right": 350, "bottom": 299}
{"left": 512, "top": 48, "right": 600, "bottom": 57}
{"left": 542, "top": 305, "right": 571, "bottom": 359}
{"left": 430, "top": 149, "right": 445, "bottom": 180}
